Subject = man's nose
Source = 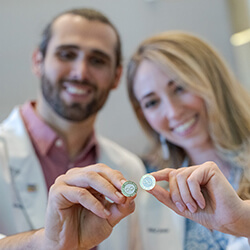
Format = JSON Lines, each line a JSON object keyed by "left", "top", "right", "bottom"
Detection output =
{"left": 70, "top": 60, "right": 89, "bottom": 81}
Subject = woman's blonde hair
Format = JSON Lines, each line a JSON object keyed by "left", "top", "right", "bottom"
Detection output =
{"left": 127, "top": 31, "right": 250, "bottom": 198}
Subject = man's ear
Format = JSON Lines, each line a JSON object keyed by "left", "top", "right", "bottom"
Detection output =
{"left": 32, "top": 49, "right": 44, "bottom": 77}
{"left": 112, "top": 65, "right": 123, "bottom": 89}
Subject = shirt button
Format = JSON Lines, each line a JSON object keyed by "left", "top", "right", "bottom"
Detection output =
{"left": 55, "top": 139, "right": 63, "bottom": 148}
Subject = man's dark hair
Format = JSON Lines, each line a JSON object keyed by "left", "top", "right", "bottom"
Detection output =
{"left": 39, "top": 8, "right": 122, "bottom": 67}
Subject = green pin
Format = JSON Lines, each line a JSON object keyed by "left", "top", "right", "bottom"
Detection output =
{"left": 121, "top": 181, "right": 138, "bottom": 197}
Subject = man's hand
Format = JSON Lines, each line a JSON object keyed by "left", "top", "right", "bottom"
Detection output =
{"left": 44, "top": 163, "right": 136, "bottom": 250}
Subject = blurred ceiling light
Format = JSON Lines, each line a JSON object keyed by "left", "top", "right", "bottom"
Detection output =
{"left": 230, "top": 28, "right": 250, "bottom": 46}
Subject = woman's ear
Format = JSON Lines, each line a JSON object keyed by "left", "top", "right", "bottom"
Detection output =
{"left": 32, "top": 49, "right": 44, "bottom": 77}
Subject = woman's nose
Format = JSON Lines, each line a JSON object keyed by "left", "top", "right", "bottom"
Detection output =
{"left": 163, "top": 98, "right": 183, "bottom": 120}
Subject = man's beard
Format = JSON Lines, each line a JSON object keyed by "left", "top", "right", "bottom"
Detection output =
{"left": 41, "top": 74, "right": 112, "bottom": 122}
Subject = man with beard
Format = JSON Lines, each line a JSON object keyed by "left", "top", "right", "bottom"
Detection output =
{"left": 0, "top": 8, "right": 145, "bottom": 250}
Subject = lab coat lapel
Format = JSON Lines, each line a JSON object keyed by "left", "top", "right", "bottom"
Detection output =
{"left": 1, "top": 107, "right": 48, "bottom": 229}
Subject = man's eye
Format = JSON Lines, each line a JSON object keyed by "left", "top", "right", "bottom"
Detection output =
{"left": 56, "top": 50, "right": 77, "bottom": 61}
{"left": 144, "top": 99, "right": 158, "bottom": 109}
{"left": 89, "top": 57, "right": 105, "bottom": 66}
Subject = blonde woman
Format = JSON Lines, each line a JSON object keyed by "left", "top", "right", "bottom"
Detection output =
{"left": 127, "top": 31, "right": 250, "bottom": 249}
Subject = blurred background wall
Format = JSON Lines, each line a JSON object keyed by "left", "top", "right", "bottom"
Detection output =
{"left": 1, "top": 0, "right": 249, "bottom": 157}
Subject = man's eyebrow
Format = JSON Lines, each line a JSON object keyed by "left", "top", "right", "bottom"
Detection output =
{"left": 55, "top": 44, "right": 80, "bottom": 51}
{"left": 91, "top": 49, "right": 111, "bottom": 62}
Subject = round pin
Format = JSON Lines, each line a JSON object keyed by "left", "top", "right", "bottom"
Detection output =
{"left": 121, "top": 181, "right": 138, "bottom": 197}
{"left": 140, "top": 174, "right": 156, "bottom": 190}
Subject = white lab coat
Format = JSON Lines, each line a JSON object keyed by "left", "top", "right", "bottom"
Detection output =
{"left": 0, "top": 107, "right": 146, "bottom": 250}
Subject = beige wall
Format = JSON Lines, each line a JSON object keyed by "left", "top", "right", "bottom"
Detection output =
{"left": 227, "top": 0, "right": 250, "bottom": 91}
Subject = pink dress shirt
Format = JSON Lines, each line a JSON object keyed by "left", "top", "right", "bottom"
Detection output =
{"left": 20, "top": 101, "right": 99, "bottom": 190}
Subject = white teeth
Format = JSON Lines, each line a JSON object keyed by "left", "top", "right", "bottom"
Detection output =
{"left": 174, "top": 117, "right": 196, "bottom": 134}
{"left": 66, "top": 86, "right": 87, "bottom": 95}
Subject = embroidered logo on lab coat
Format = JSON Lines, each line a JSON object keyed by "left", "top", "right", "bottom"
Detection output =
{"left": 27, "top": 184, "right": 37, "bottom": 192}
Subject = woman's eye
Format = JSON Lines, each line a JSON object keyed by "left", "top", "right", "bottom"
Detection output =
{"left": 144, "top": 99, "right": 158, "bottom": 109}
{"left": 174, "top": 85, "right": 185, "bottom": 93}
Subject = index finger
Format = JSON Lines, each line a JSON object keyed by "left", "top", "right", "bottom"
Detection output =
{"left": 150, "top": 168, "right": 174, "bottom": 182}
{"left": 57, "top": 164, "right": 127, "bottom": 204}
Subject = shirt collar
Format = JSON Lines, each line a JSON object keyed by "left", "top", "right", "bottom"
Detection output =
{"left": 20, "top": 101, "right": 100, "bottom": 160}
{"left": 21, "top": 101, "right": 58, "bottom": 155}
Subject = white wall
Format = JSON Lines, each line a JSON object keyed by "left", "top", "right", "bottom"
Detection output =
{"left": 227, "top": 0, "right": 250, "bottom": 91}
{"left": 0, "top": 0, "right": 239, "bottom": 156}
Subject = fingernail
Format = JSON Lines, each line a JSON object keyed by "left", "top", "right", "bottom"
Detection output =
{"left": 120, "top": 179, "right": 126, "bottom": 185}
{"left": 187, "top": 203, "right": 196, "bottom": 213}
{"left": 116, "top": 191, "right": 124, "bottom": 199}
{"left": 198, "top": 201, "right": 205, "bottom": 209}
{"left": 104, "top": 209, "right": 111, "bottom": 216}
{"left": 176, "top": 202, "right": 185, "bottom": 212}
